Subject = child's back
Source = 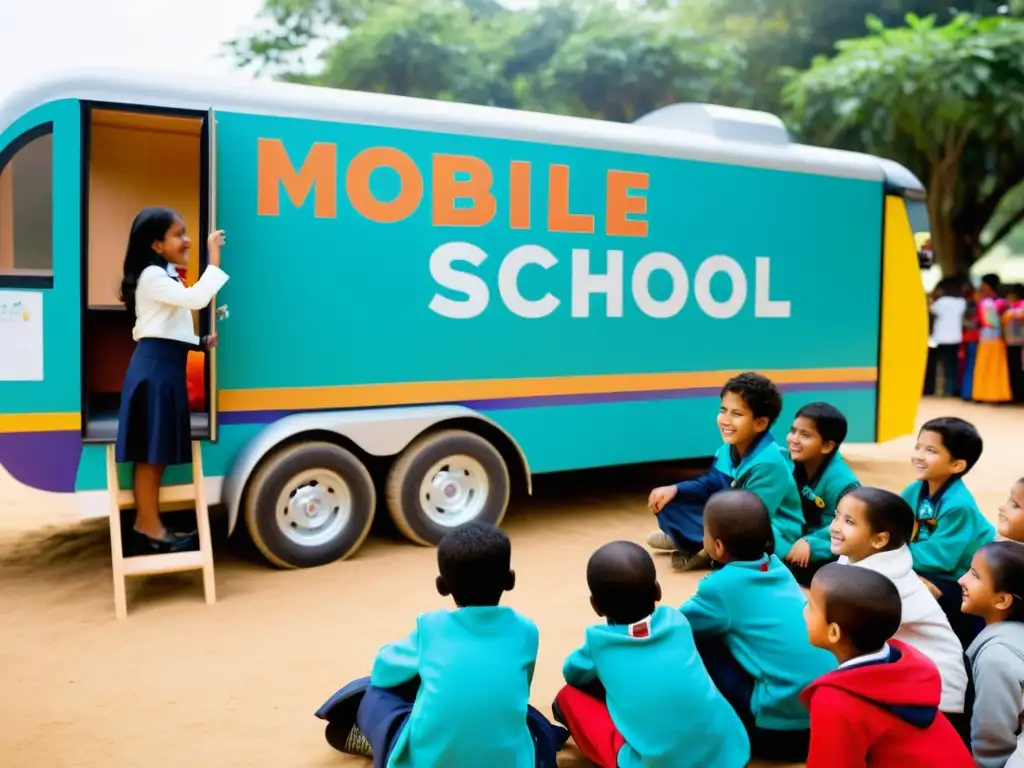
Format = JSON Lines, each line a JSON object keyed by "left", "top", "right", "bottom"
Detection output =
{"left": 555, "top": 541, "right": 749, "bottom": 767}
{"left": 373, "top": 606, "right": 537, "bottom": 767}
{"left": 323, "top": 522, "right": 566, "bottom": 768}
{"left": 682, "top": 552, "right": 836, "bottom": 729}
{"left": 563, "top": 605, "right": 748, "bottom": 767}
{"left": 802, "top": 563, "right": 973, "bottom": 768}
{"left": 801, "top": 639, "right": 972, "bottom": 766}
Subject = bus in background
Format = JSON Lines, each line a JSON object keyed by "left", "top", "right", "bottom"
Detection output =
{"left": 0, "top": 71, "right": 928, "bottom": 570}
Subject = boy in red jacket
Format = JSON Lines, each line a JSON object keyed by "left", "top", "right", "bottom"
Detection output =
{"left": 801, "top": 563, "right": 974, "bottom": 767}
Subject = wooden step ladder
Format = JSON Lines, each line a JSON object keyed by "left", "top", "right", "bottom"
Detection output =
{"left": 106, "top": 441, "right": 216, "bottom": 619}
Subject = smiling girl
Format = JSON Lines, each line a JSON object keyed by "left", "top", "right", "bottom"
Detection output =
{"left": 960, "top": 541, "right": 1024, "bottom": 768}
{"left": 997, "top": 479, "right": 1024, "bottom": 543}
{"left": 116, "top": 207, "right": 229, "bottom": 556}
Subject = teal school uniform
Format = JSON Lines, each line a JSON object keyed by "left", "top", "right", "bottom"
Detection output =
{"left": 370, "top": 606, "right": 538, "bottom": 768}
{"left": 781, "top": 449, "right": 860, "bottom": 562}
{"left": 712, "top": 434, "right": 804, "bottom": 555}
{"left": 562, "top": 604, "right": 750, "bottom": 768}
{"left": 901, "top": 478, "right": 995, "bottom": 581}
{"left": 680, "top": 554, "right": 838, "bottom": 730}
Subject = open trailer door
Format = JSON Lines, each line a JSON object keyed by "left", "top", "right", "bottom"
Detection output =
{"left": 203, "top": 107, "right": 220, "bottom": 443}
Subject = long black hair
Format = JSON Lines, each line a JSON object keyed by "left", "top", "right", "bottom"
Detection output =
{"left": 118, "top": 206, "right": 181, "bottom": 315}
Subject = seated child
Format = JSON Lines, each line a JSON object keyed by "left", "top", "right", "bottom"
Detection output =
{"left": 313, "top": 521, "right": 568, "bottom": 768}
{"left": 782, "top": 401, "right": 861, "bottom": 586}
{"left": 960, "top": 540, "right": 1024, "bottom": 768}
{"left": 647, "top": 371, "right": 803, "bottom": 572}
{"left": 996, "top": 477, "right": 1024, "bottom": 542}
{"left": 830, "top": 486, "right": 969, "bottom": 738}
{"left": 801, "top": 563, "right": 975, "bottom": 767}
{"left": 552, "top": 541, "right": 750, "bottom": 768}
{"left": 679, "top": 489, "right": 836, "bottom": 762}
{"left": 902, "top": 416, "right": 996, "bottom": 647}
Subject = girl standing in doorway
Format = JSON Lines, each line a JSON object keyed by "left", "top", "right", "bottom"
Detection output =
{"left": 116, "top": 206, "right": 229, "bottom": 555}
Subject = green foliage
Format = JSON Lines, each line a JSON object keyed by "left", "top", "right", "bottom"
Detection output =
{"left": 230, "top": 0, "right": 739, "bottom": 119}
{"left": 527, "top": 3, "right": 743, "bottom": 121}
{"left": 308, "top": 0, "right": 515, "bottom": 105}
{"left": 783, "top": 13, "right": 1024, "bottom": 274}
{"left": 785, "top": 14, "right": 1024, "bottom": 152}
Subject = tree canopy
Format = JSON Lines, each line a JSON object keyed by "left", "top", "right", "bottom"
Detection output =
{"left": 227, "top": 0, "right": 1024, "bottom": 275}
{"left": 783, "top": 13, "right": 1024, "bottom": 275}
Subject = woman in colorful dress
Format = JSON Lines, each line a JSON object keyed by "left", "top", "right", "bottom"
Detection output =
{"left": 971, "top": 274, "right": 1012, "bottom": 404}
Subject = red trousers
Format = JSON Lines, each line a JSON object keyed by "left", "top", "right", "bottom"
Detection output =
{"left": 555, "top": 685, "right": 626, "bottom": 768}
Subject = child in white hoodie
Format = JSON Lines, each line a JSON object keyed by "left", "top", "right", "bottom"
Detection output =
{"left": 960, "top": 540, "right": 1024, "bottom": 768}
{"left": 830, "top": 485, "right": 969, "bottom": 740}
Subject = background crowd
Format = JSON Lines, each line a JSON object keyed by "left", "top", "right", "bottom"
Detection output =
{"left": 925, "top": 273, "right": 1024, "bottom": 404}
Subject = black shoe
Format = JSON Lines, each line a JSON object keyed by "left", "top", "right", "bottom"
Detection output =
{"left": 130, "top": 528, "right": 197, "bottom": 556}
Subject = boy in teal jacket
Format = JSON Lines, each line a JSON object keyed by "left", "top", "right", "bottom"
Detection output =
{"left": 553, "top": 541, "right": 749, "bottom": 768}
{"left": 781, "top": 402, "right": 861, "bottom": 586}
{"left": 314, "top": 522, "right": 567, "bottom": 768}
{"left": 680, "top": 489, "right": 837, "bottom": 763}
{"left": 902, "top": 416, "right": 995, "bottom": 648}
{"left": 648, "top": 372, "right": 804, "bottom": 571}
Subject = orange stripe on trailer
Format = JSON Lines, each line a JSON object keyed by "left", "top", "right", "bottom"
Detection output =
{"left": 218, "top": 367, "right": 878, "bottom": 413}
{"left": 0, "top": 412, "right": 81, "bottom": 433}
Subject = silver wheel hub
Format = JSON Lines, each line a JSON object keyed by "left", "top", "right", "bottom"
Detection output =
{"left": 419, "top": 455, "right": 489, "bottom": 528}
{"left": 276, "top": 468, "right": 352, "bottom": 547}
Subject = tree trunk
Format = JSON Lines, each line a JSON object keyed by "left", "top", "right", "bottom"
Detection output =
{"left": 928, "top": 164, "right": 959, "bottom": 277}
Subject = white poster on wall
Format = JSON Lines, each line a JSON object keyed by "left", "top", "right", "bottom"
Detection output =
{"left": 0, "top": 290, "right": 43, "bottom": 381}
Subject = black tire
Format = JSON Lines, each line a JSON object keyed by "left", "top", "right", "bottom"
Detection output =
{"left": 386, "top": 429, "right": 510, "bottom": 546}
{"left": 244, "top": 441, "right": 376, "bottom": 569}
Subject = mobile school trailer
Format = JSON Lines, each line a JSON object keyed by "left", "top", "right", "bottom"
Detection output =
{"left": 0, "top": 70, "right": 929, "bottom": 569}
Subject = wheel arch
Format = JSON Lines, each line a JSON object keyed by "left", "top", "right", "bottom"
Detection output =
{"left": 221, "top": 405, "right": 532, "bottom": 536}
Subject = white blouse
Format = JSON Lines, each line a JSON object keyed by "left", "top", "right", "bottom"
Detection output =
{"left": 133, "top": 263, "right": 229, "bottom": 345}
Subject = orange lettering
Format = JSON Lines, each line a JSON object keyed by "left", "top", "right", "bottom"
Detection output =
{"left": 509, "top": 161, "right": 531, "bottom": 230}
{"left": 257, "top": 139, "right": 337, "bottom": 218}
{"left": 432, "top": 154, "right": 497, "bottom": 227}
{"left": 346, "top": 147, "right": 423, "bottom": 223}
{"left": 606, "top": 170, "right": 649, "bottom": 237}
{"left": 548, "top": 165, "right": 595, "bottom": 234}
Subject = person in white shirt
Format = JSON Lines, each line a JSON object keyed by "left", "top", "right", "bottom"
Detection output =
{"left": 829, "top": 485, "right": 971, "bottom": 743}
{"left": 926, "top": 279, "right": 968, "bottom": 398}
{"left": 115, "top": 206, "right": 229, "bottom": 556}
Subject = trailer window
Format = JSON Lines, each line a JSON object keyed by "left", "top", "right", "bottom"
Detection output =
{"left": 0, "top": 125, "right": 54, "bottom": 287}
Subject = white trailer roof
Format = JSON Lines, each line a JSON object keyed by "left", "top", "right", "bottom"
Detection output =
{"left": 0, "top": 67, "right": 921, "bottom": 188}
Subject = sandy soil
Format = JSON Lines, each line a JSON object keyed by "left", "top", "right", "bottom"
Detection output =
{"left": 0, "top": 397, "right": 1020, "bottom": 768}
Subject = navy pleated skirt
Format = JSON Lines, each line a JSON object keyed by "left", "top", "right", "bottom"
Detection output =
{"left": 115, "top": 338, "right": 193, "bottom": 466}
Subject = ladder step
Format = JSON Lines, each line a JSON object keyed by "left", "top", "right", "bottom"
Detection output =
{"left": 122, "top": 550, "right": 206, "bottom": 578}
{"left": 117, "top": 484, "right": 196, "bottom": 509}
{"left": 106, "top": 441, "right": 217, "bottom": 618}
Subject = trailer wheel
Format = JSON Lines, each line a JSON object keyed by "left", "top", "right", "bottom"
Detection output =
{"left": 386, "top": 429, "right": 510, "bottom": 546}
{"left": 244, "top": 441, "right": 376, "bottom": 569}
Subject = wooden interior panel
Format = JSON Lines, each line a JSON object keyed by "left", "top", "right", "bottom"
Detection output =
{"left": 0, "top": 161, "right": 12, "bottom": 271}
{"left": 86, "top": 310, "right": 136, "bottom": 394}
{"left": 87, "top": 110, "right": 202, "bottom": 307}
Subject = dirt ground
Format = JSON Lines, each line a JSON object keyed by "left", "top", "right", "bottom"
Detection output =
{"left": 0, "top": 397, "right": 1020, "bottom": 768}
